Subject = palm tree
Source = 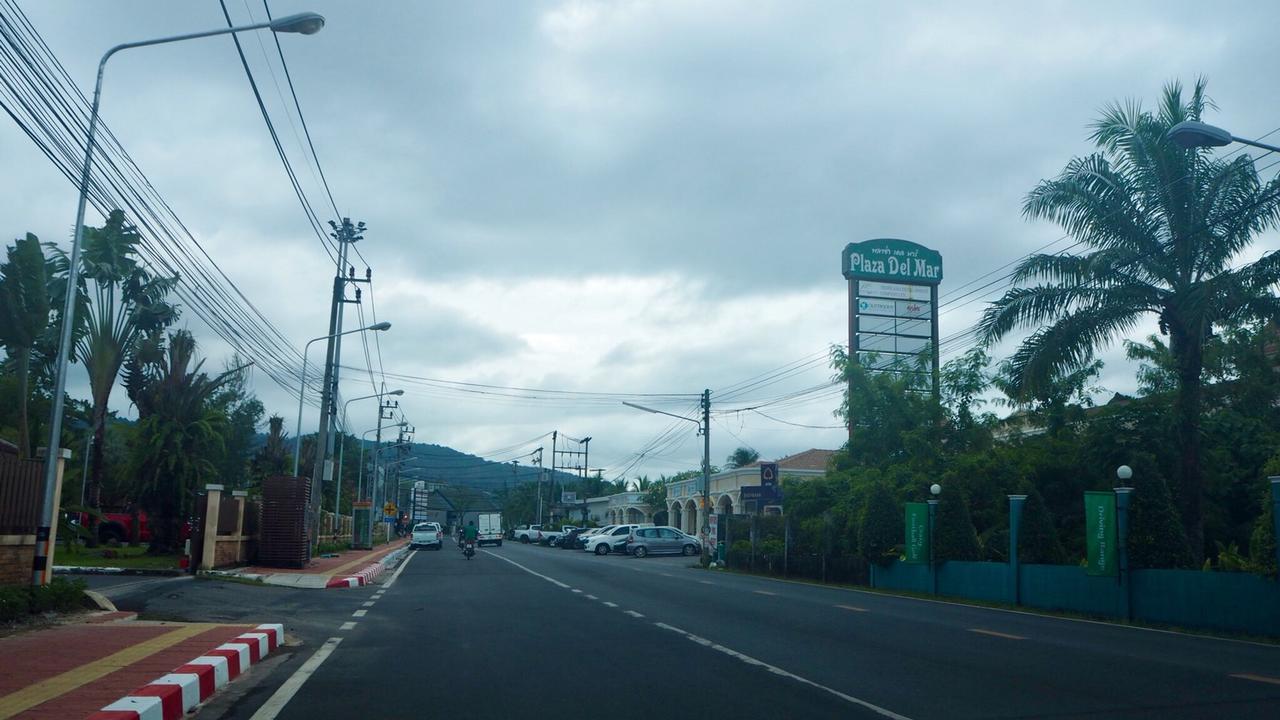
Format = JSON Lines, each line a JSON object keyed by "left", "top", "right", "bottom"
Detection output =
{"left": 0, "top": 234, "right": 50, "bottom": 458}
{"left": 979, "top": 79, "right": 1280, "bottom": 561}
{"left": 127, "top": 330, "right": 240, "bottom": 552}
{"left": 725, "top": 447, "right": 760, "bottom": 469}
{"left": 73, "top": 210, "right": 179, "bottom": 508}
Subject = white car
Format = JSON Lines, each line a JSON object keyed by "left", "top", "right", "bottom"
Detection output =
{"left": 411, "top": 522, "right": 443, "bottom": 550}
{"left": 583, "top": 524, "right": 653, "bottom": 555}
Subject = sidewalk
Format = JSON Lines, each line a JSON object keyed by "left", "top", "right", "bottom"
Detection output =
{"left": 231, "top": 538, "right": 409, "bottom": 588}
{"left": 0, "top": 615, "right": 273, "bottom": 719}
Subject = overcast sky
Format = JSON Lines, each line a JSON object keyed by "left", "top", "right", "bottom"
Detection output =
{"left": 4, "top": 1, "right": 1280, "bottom": 482}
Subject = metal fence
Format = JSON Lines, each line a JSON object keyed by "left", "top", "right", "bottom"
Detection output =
{"left": 0, "top": 452, "right": 42, "bottom": 534}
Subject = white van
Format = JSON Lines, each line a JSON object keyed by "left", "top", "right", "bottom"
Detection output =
{"left": 476, "top": 512, "right": 503, "bottom": 547}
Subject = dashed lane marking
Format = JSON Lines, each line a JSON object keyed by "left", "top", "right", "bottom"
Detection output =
{"left": 968, "top": 628, "right": 1025, "bottom": 640}
{"left": 1231, "top": 673, "right": 1280, "bottom": 686}
{"left": 753, "top": 590, "right": 778, "bottom": 596}
{"left": 339, "top": 622, "right": 356, "bottom": 631}
{"left": 836, "top": 604, "right": 869, "bottom": 612}
{"left": 624, "top": 610, "right": 645, "bottom": 618}
{"left": 603, "top": 601, "right": 618, "bottom": 608}
{"left": 361, "top": 601, "right": 375, "bottom": 607}
{"left": 352, "top": 610, "right": 367, "bottom": 618}
{"left": 652, "top": 623, "right": 912, "bottom": 719}
{"left": 571, "top": 589, "right": 582, "bottom": 593}
{"left": 699, "top": 580, "right": 715, "bottom": 585}
{"left": 585, "top": 594, "right": 598, "bottom": 600}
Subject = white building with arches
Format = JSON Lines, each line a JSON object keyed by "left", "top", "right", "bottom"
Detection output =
{"left": 665, "top": 449, "right": 835, "bottom": 535}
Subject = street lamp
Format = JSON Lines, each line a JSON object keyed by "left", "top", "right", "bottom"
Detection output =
{"left": 623, "top": 400, "right": 712, "bottom": 561}
{"left": 1116, "top": 465, "right": 1133, "bottom": 482}
{"left": 1166, "top": 120, "right": 1280, "bottom": 154}
{"left": 333, "top": 390, "right": 403, "bottom": 517}
{"left": 930, "top": 483, "right": 942, "bottom": 496}
{"left": 292, "top": 322, "right": 391, "bottom": 476}
{"left": 33, "top": 11, "right": 326, "bottom": 586}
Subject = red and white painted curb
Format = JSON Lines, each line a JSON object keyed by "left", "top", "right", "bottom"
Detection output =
{"left": 324, "top": 547, "right": 406, "bottom": 588}
{"left": 86, "top": 623, "right": 284, "bottom": 720}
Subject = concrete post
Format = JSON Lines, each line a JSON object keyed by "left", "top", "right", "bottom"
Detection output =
{"left": 200, "top": 484, "right": 223, "bottom": 571}
{"left": 32, "top": 448, "right": 69, "bottom": 585}
{"left": 1270, "top": 477, "right": 1280, "bottom": 576}
{"left": 927, "top": 499, "right": 939, "bottom": 595}
{"left": 232, "top": 490, "right": 248, "bottom": 565}
{"left": 1114, "top": 487, "right": 1133, "bottom": 621}
{"left": 1007, "top": 495, "right": 1027, "bottom": 606}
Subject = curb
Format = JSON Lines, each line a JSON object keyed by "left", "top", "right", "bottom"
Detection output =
{"left": 85, "top": 623, "right": 285, "bottom": 720}
{"left": 324, "top": 545, "right": 409, "bottom": 589}
{"left": 54, "top": 566, "right": 184, "bottom": 577}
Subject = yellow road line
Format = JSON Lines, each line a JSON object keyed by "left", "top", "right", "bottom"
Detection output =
{"left": 1230, "top": 673, "right": 1280, "bottom": 686}
{"left": 968, "top": 628, "right": 1026, "bottom": 640}
{"left": 835, "top": 604, "right": 869, "bottom": 612}
{"left": 0, "top": 624, "right": 215, "bottom": 719}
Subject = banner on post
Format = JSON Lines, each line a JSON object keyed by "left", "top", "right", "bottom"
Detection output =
{"left": 904, "top": 502, "right": 930, "bottom": 563}
{"left": 1084, "top": 491, "right": 1117, "bottom": 576}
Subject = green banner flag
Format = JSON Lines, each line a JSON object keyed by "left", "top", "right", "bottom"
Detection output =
{"left": 905, "top": 502, "right": 930, "bottom": 563}
{"left": 1084, "top": 491, "right": 1117, "bottom": 576}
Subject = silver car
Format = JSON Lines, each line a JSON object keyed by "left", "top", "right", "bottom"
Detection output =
{"left": 625, "top": 526, "right": 701, "bottom": 557}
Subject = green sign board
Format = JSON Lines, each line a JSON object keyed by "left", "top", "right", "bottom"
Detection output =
{"left": 1084, "top": 491, "right": 1117, "bottom": 576}
{"left": 904, "top": 502, "right": 930, "bottom": 563}
{"left": 843, "top": 238, "right": 943, "bottom": 284}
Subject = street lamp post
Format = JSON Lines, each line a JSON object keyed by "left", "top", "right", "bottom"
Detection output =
{"left": 623, "top": 395, "right": 713, "bottom": 564}
{"left": 1167, "top": 120, "right": 1280, "bottom": 154}
{"left": 334, "top": 390, "right": 402, "bottom": 517}
{"left": 32, "top": 11, "right": 326, "bottom": 586}
{"left": 292, "top": 322, "right": 390, "bottom": 477}
{"left": 928, "top": 483, "right": 941, "bottom": 595}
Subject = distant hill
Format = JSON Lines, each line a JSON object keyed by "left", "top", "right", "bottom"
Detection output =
{"left": 396, "top": 442, "right": 583, "bottom": 492}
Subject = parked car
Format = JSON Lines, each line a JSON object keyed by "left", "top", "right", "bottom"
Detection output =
{"left": 583, "top": 524, "right": 652, "bottom": 555}
{"left": 539, "top": 526, "right": 578, "bottom": 546}
{"left": 411, "top": 522, "right": 443, "bottom": 550}
{"left": 557, "top": 527, "right": 593, "bottom": 549}
{"left": 625, "top": 526, "right": 701, "bottom": 557}
{"left": 512, "top": 524, "right": 543, "bottom": 543}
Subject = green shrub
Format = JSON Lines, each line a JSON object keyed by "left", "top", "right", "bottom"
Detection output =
{"left": 858, "top": 482, "right": 901, "bottom": 566}
{"left": 1127, "top": 463, "right": 1193, "bottom": 569}
{"left": 0, "top": 577, "right": 86, "bottom": 620}
{"left": 0, "top": 585, "right": 27, "bottom": 622}
{"left": 1249, "top": 485, "right": 1276, "bottom": 578}
{"left": 1018, "top": 488, "right": 1066, "bottom": 564}
{"left": 934, "top": 489, "right": 980, "bottom": 562}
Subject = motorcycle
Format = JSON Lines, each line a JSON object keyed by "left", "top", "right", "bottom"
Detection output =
{"left": 463, "top": 539, "right": 475, "bottom": 560}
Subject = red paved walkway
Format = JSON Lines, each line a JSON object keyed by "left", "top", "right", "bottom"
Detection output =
{"left": 245, "top": 537, "right": 407, "bottom": 576}
{"left": 0, "top": 620, "right": 253, "bottom": 720}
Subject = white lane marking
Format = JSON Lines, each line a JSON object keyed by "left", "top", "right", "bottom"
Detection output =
{"left": 753, "top": 590, "right": 778, "bottom": 596}
{"left": 362, "top": 601, "right": 376, "bottom": 607}
{"left": 339, "top": 622, "right": 356, "bottom": 631}
{"left": 352, "top": 609, "right": 367, "bottom": 618}
{"left": 571, "top": 589, "right": 582, "bottom": 593}
{"left": 659, "top": 573, "right": 674, "bottom": 577}
{"left": 248, "top": 637, "right": 343, "bottom": 720}
{"left": 652, "top": 623, "right": 911, "bottom": 719}
{"left": 585, "top": 594, "right": 598, "bottom": 600}
{"left": 835, "top": 604, "right": 869, "bottom": 613}
{"left": 624, "top": 610, "right": 645, "bottom": 618}
{"left": 480, "top": 549, "right": 571, "bottom": 588}
{"left": 380, "top": 548, "right": 415, "bottom": 589}
{"left": 603, "top": 601, "right": 618, "bottom": 608}
{"left": 699, "top": 580, "right": 715, "bottom": 585}
{"left": 372, "top": 591, "right": 385, "bottom": 598}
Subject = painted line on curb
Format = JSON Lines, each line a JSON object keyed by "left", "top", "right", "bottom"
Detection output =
{"left": 248, "top": 637, "right": 342, "bottom": 720}
{"left": 352, "top": 610, "right": 367, "bottom": 618}
{"left": 968, "top": 628, "right": 1026, "bottom": 641}
{"left": 339, "top": 622, "right": 356, "bottom": 631}
{"left": 1230, "top": 673, "right": 1280, "bottom": 686}
{"left": 835, "top": 604, "right": 869, "bottom": 613}
{"left": 652, "top": 623, "right": 912, "bottom": 719}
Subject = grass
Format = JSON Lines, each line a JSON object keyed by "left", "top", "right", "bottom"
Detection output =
{"left": 57, "top": 543, "right": 182, "bottom": 570}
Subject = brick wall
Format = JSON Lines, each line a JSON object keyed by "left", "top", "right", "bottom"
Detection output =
{"left": 0, "top": 536, "right": 35, "bottom": 585}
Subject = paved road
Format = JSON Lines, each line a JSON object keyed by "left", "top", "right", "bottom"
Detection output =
{"left": 205, "top": 541, "right": 1278, "bottom": 720}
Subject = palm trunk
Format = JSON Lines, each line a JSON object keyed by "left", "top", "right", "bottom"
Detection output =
{"left": 15, "top": 350, "right": 31, "bottom": 459}
{"left": 1172, "top": 332, "right": 1205, "bottom": 565}
{"left": 88, "top": 400, "right": 108, "bottom": 508}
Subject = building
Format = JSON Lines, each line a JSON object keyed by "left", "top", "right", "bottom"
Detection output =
{"left": 416, "top": 486, "right": 500, "bottom": 531}
{"left": 665, "top": 449, "right": 836, "bottom": 535}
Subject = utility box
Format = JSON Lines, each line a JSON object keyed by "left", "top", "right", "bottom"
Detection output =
{"left": 351, "top": 501, "right": 372, "bottom": 550}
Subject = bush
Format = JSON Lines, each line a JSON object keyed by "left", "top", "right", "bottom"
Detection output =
{"left": 0, "top": 577, "right": 86, "bottom": 621}
{"left": 1018, "top": 488, "right": 1066, "bottom": 564}
{"left": 934, "top": 489, "right": 980, "bottom": 562}
{"left": 858, "top": 483, "right": 901, "bottom": 566}
{"left": 1249, "top": 485, "right": 1276, "bottom": 578}
{"left": 1127, "top": 464, "right": 1193, "bottom": 569}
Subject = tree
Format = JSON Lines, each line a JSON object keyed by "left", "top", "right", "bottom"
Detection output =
{"left": 934, "top": 489, "right": 981, "bottom": 562}
{"left": 857, "top": 482, "right": 901, "bottom": 566}
{"left": 252, "top": 414, "right": 290, "bottom": 483}
{"left": 640, "top": 478, "right": 667, "bottom": 521}
{"left": 1017, "top": 487, "right": 1066, "bottom": 564}
{"left": 1127, "top": 460, "right": 1194, "bottom": 569}
{"left": 0, "top": 234, "right": 50, "bottom": 457}
{"left": 979, "top": 80, "right": 1280, "bottom": 562}
{"left": 725, "top": 447, "right": 759, "bottom": 469}
{"left": 126, "top": 330, "right": 239, "bottom": 552}
{"left": 74, "top": 210, "right": 179, "bottom": 508}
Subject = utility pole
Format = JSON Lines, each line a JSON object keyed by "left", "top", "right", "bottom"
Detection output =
{"left": 508, "top": 460, "right": 516, "bottom": 497}
{"left": 533, "top": 447, "right": 544, "bottom": 525}
{"left": 701, "top": 388, "right": 711, "bottom": 559}
{"left": 310, "top": 218, "right": 368, "bottom": 551}
{"left": 549, "top": 431, "right": 557, "bottom": 520}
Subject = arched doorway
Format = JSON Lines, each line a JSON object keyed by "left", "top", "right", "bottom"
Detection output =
{"left": 683, "top": 500, "right": 697, "bottom": 534}
{"left": 653, "top": 509, "right": 667, "bottom": 525}
{"left": 669, "top": 502, "right": 682, "bottom": 530}
{"left": 717, "top": 494, "right": 734, "bottom": 516}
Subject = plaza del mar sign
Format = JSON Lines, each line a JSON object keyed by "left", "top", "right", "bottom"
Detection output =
{"left": 842, "top": 238, "right": 943, "bottom": 284}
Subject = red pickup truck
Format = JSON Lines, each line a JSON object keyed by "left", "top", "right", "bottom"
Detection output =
{"left": 76, "top": 510, "right": 152, "bottom": 544}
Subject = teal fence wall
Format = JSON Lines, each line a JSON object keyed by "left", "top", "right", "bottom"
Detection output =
{"left": 873, "top": 559, "right": 1280, "bottom": 637}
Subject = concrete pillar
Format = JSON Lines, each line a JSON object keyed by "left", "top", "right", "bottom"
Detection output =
{"left": 232, "top": 490, "right": 248, "bottom": 564}
{"left": 1007, "top": 495, "right": 1026, "bottom": 605}
{"left": 200, "top": 484, "right": 223, "bottom": 571}
{"left": 927, "top": 499, "right": 938, "bottom": 595}
{"left": 1114, "top": 486, "right": 1133, "bottom": 621}
{"left": 34, "top": 447, "right": 69, "bottom": 585}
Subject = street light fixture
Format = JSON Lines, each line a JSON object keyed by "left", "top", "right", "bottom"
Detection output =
{"left": 1116, "top": 465, "right": 1133, "bottom": 482}
{"left": 293, "top": 322, "right": 391, "bottom": 476}
{"left": 1166, "top": 120, "right": 1280, "bottom": 154}
{"left": 33, "top": 11, "right": 326, "bottom": 586}
{"left": 930, "top": 483, "right": 942, "bottom": 496}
